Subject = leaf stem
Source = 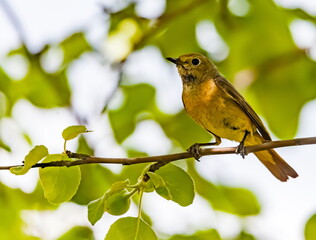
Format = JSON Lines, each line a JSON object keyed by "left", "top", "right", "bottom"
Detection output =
{"left": 135, "top": 187, "right": 144, "bottom": 240}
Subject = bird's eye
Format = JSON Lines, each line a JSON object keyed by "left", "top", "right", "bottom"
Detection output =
{"left": 191, "top": 58, "right": 200, "bottom": 65}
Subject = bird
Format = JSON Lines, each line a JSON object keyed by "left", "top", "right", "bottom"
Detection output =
{"left": 166, "top": 53, "right": 298, "bottom": 182}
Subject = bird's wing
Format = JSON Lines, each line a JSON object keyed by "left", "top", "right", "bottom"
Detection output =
{"left": 214, "top": 76, "right": 272, "bottom": 141}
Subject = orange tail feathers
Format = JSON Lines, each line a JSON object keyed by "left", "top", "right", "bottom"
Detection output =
{"left": 254, "top": 149, "right": 298, "bottom": 182}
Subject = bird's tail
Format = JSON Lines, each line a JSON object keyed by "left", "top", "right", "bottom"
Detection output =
{"left": 247, "top": 133, "right": 298, "bottom": 182}
{"left": 254, "top": 149, "right": 298, "bottom": 182}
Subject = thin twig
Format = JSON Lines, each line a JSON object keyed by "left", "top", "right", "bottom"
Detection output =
{"left": 0, "top": 0, "right": 28, "bottom": 44}
{"left": 0, "top": 137, "right": 315, "bottom": 171}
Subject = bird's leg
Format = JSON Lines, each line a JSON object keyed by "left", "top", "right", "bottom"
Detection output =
{"left": 187, "top": 135, "right": 221, "bottom": 160}
{"left": 236, "top": 130, "right": 249, "bottom": 158}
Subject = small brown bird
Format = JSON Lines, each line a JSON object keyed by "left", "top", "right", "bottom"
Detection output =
{"left": 167, "top": 53, "right": 298, "bottom": 181}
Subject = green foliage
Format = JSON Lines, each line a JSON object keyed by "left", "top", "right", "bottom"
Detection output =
{"left": 0, "top": 181, "right": 52, "bottom": 239}
{"left": 59, "top": 33, "right": 92, "bottom": 65}
{"left": 39, "top": 154, "right": 81, "bottom": 204}
{"left": 72, "top": 165, "right": 117, "bottom": 205}
{"left": 10, "top": 57, "right": 71, "bottom": 109}
{"left": 168, "top": 229, "right": 221, "bottom": 240}
{"left": 10, "top": 145, "right": 48, "bottom": 175}
{"left": 104, "top": 189, "right": 131, "bottom": 216}
{"left": 155, "top": 164, "right": 195, "bottom": 206}
{"left": 234, "top": 231, "right": 256, "bottom": 240}
{"left": 57, "top": 226, "right": 94, "bottom": 240}
{"left": 105, "top": 217, "right": 158, "bottom": 240}
{"left": 188, "top": 163, "right": 260, "bottom": 216}
{"left": 62, "top": 125, "right": 89, "bottom": 141}
{"left": 88, "top": 180, "right": 130, "bottom": 225}
{"left": 1, "top": 0, "right": 316, "bottom": 239}
{"left": 108, "top": 84, "right": 157, "bottom": 143}
{"left": 160, "top": 110, "right": 211, "bottom": 149}
{"left": 305, "top": 214, "right": 316, "bottom": 240}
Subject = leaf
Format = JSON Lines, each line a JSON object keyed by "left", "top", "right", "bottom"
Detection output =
{"left": 188, "top": 163, "right": 260, "bottom": 216}
{"left": 62, "top": 125, "right": 89, "bottom": 141}
{"left": 105, "top": 217, "right": 158, "bottom": 240}
{"left": 234, "top": 231, "right": 256, "bottom": 240}
{"left": 169, "top": 229, "right": 221, "bottom": 240}
{"left": 108, "top": 84, "right": 156, "bottom": 143}
{"left": 0, "top": 138, "right": 11, "bottom": 152}
{"left": 252, "top": 56, "right": 316, "bottom": 139}
{"left": 57, "top": 226, "right": 94, "bottom": 240}
{"left": 10, "top": 145, "right": 48, "bottom": 175}
{"left": 305, "top": 214, "right": 316, "bottom": 240}
{"left": 87, "top": 180, "right": 129, "bottom": 225}
{"left": 156, "top": 164, "right": 194, "bottom": 206}
{"left": 12, "top": 62, "right": 71, "bottom": 108}
{"left": 155, "top": 185, "right": 172, "bottom": 201}
{"left": 220, "top": 186, "right": 260, "bottom": 216}
{"left": 104, "top": 190, "right": 131, "bottom": 216}
{"left": 160, "top": 110, "right": 211, "bottom": 149}
{"left": 39, "top": 155, "right": 81, "bottom": 204}
{"left": 59, "top": 32, "right": 92, "bottom": 65}
{"left": 107, "top": 180, "right": 130, "bottom": 194}
{"left": 147, "top": 172, "right": 165, "bottom": 188}
{"left": 88, "top": 197, "right": 106, "bottom": 225}
{"left": 72, "top": 165, "right": 117, "bottom": 205}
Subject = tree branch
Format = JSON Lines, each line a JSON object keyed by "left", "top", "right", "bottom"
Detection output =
{"left": 0, "top": 0, "right": 28, "bottom": 45}
{"left": 0, "top": 137, "right": 315, "bottom": 171}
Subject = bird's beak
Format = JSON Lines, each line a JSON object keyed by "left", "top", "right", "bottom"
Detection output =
{"left": 166, "top": 57, "right": 181, "bottom": 65}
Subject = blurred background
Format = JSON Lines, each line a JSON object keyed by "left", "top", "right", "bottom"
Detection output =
{"left": 1, "top": 0, "right": 316, "bottom": 239}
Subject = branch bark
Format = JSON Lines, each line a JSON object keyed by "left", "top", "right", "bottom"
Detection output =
{"left": 0, "top": 136, "right": 315, "bottom": 171}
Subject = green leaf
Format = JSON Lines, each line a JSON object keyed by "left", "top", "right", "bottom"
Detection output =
{"left": 188, "top": 163, "right": 260, "bottom": 216}
{"left": 105, "top": 217, "right": 158, "bottom": 240}
{"left": 108, "top": 84, "right": 156, "bottom": 143}
{"left": 58, "top": 226, "right": 94, "bottom": 240}
{"left": 73, "top": 165, "right": 117, "bottom": 205}
{"left": 252, "top": 56, "right": 316, "bottom": 139}
{"left": 87, "top": 180, "right": 130, "bottom": 225}
{"left": 305, "top": 214, "right": 316, "bottom": 240}
{"left": 169, "top": 229, "right": 221, "bottom": 240}
{"left": 62, "top": 125, "right": 89, "bottom": 141}
{"left": 104, "top": 190, "right": 131, "bottom": 216}
{"left": 220, "top": 186, "right": 260, "bottom": 216}
{"left": 39, "top": 155, "right": 81, "bottom": 204}
{"left": 156, "top": 164, "right": 194, "bottom": 206}
{"left": 147, "top": 172, "right": 165, "bottom": 188}
{"left": 88, "top": 197, "right": 106, "bottom": 225}
{"left": 155, "top": 185, "right": 172, "bottom": 200}
{"left": 160, "top": 110, "right": 211, "bottom": 149}
{"left": 59, "top": 32, "right": 92, "bottom": 65}
{"left": 234, "top": 231, "right": 256, "bottom": 240}
{"left": 12, "top": 61, "right": 71, "bottom": 108}
{"left": 10, "top": 145, "right": 48, "bottom": 175}
{"left": 108, "top": 180, "right": 130, "bottom": 194}
{"left": 0, "top": 138, "right": 11, "bottom": 152}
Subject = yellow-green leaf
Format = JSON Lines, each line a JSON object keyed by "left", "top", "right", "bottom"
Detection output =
{"left": 87, "top": 179, "right": 130, "bottom": 225}
{"left": 57, "top": 226, "right": 94, "bottom": 240}
{"left": 39, "top": 155, "right": 81, "bottom": 204}
{"left": 105, "top": 217, "right": 158, "bottom": 240}
{"left": 62, "top": 125, "right": 89, "bottom": 141}
{"left": 10, "top": 145, "right": 48, "bottom": 175}
{"left": 156, "top": 164, "right": 194, "bottom": 206}
{"left": 305, "top": 214, "right": 316, "bottom": 240}
{"left": 88, "top": 197, "right": 106, "bottom": 225}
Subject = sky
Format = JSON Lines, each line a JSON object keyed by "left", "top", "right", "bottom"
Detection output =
{"left": 0, "top": 0, "right": 316, "bottom": 240}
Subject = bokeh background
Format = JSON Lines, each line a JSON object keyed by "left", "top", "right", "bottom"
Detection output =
{"left": 1, "top": 0, "right": 316, "bottom": 239}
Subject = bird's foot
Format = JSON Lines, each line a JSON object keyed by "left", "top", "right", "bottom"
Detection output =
{"left": 187, "top": 143, "right": 202, "bottom": 161}
{"left": 236, "top": 142, "right": 246, "bottom": 159}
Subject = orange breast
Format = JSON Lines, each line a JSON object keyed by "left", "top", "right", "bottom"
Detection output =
{"left": 182, "top": 79, "right": 255, "bottom": 142}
